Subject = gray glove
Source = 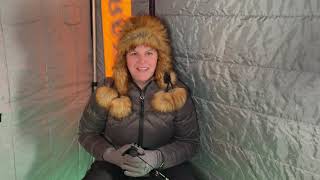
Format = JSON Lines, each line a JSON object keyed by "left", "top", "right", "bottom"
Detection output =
{"left": 102, "top": 144, "right": 132, "bottom": 169}
{"left": 123, "top": 149, "right": 163, "bottom": 177}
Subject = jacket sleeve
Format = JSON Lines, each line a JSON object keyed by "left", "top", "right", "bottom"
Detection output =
{"left": 78, "top": 91, "right": 112, "bottom": 160}
{"left": 158, "top": 94, "right": 200, "bottom": 168}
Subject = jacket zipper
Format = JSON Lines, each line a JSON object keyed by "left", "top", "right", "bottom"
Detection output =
{"left": 138, "top": 91, "right": 144, "bottom": 147}
{"left": 136, "top": 80, "right": 152, "bottom": 147}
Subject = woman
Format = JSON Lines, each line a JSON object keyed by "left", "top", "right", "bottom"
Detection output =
{"left": 79, "top": 15, "right": 199, "bottom": 180}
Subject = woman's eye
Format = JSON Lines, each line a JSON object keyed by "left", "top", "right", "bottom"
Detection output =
{"left": 146, "top": 51, "right": 153, "bottom": 56}
{"left": 128, "top": 52, "right": 137, "bottom": 56}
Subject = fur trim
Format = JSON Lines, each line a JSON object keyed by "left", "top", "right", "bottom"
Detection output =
{"left": 151, "top": 87, "right": 187, "bottom": 112}
{"left": 96, "top": 86, "right": 118, "bottom": 109}
{"left": 113, "top": 64, "right": 129, "bottom": 95}
{"left": 109, "top": 96, "right": 132, "bottom": 119}
{"left": 170, "top": 87, "right": 187, "bottom": 110}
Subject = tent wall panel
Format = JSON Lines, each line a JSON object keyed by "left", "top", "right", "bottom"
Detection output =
{"left": 0, "top": 0, "right": 92, "bottom": 179}
{"left": 0, "top": 38, "right": 12, "bottom": 177}
{"left": 156, "top": 0, "right": 320, "bottom": 180}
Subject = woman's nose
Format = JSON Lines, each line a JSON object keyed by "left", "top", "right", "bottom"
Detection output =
{"left": 137, "top": 55, "right": 146, "bottom": 63}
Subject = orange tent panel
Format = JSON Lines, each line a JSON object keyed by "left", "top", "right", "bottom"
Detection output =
{"left": 101, "top": 0, "right": 131, "bottom": 77}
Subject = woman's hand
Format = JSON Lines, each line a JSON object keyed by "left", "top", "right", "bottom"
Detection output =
{"left": 122, "top": 149, "right": 163, "bottom": 177}
{"left": 102, "top": 144, "right": 132, "bottom": 168}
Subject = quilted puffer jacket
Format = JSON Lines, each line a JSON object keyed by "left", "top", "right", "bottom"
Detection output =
{"left": 78, "top": 80, "right": 200, "bottom": 169}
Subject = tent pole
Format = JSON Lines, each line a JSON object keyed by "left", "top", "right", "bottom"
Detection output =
{"left": 91, "top": 0, "right": 98, "bottom": 92}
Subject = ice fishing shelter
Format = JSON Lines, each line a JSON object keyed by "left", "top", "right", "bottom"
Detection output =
{"left": 1, "top": 0, "right": 320, "bottom": 180}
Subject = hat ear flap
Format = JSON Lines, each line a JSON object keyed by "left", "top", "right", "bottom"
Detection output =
{"left": 109, "top": 55, "right": 132, "bottom": 119}
{"left": 113, "top": 55, "right": 129, "bottom": 96}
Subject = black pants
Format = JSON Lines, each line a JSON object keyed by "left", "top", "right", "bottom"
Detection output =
{"left": 82, "top": 161, "right": 196, "bottom": 180}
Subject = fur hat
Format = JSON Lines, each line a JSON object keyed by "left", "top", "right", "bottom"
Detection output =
{"left": 96, "top": 15, "right": 187, "bottom": 119}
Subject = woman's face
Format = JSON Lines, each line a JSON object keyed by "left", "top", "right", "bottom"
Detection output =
{"left": 126, "top": 45, "right": 158, "bottom": 88}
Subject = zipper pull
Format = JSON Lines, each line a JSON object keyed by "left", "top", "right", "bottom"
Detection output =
{"left": 139, "top": 90, "right": 145, "bottom": 102}
{"left": 139, "top": 95, "right": 144, "bottom": 101}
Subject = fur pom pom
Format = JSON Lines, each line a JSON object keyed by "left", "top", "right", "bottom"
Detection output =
{"left": 170, "top": 87, "right": 187, "bottom": 110}
{"left": 151, "top": 87, "right": 187, "bottom": 112}
{"left": 96, "top": 86, "right": 118, "bottom": 109}
{"left": 151, "top": 90, "right": 175, "bottom": 112}
{"left": 109, "top": 96, "right": 132, "bottom": 119}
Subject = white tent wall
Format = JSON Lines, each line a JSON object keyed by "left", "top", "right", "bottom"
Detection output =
{"left": 0, "top": 0, "right": 92, "bottom": 180}
{"left": 155, "top": 0, "right": 320, "bottom": 180}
